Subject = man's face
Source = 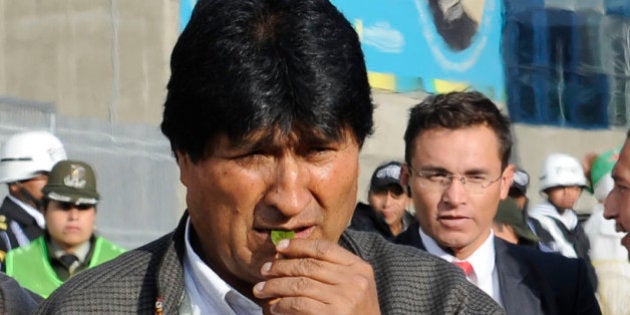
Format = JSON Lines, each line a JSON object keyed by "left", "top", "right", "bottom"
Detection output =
{"left": 605, "top": 138, "right": 630, "bottom": 258}
{"left": 178, "top": 129, "right": 360, "bottom": 288}
{"left": 10, "top": 173, "right": 48, "bottom": 207}
{"left": 401, "top": 126, "right": 512, "bottom": 259}
{"left": 368, "top": 186, "right": 409, "bottom": 227}
{"left": 546, "top": 186, "right": 582, "bottom": 210}
{"left": 45, "top": 201, "right": 96, "bottom": 250}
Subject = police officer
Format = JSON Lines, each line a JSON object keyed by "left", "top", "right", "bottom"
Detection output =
{"left": 4, "top": 160, "right": 125, "bottom": 298}
{"left": 0, "top": 130, "right": 67, "bottom": 257}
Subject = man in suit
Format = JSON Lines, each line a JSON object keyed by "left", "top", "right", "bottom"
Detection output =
{"left": 396, "top": 91, "right": 600, "bottom": 314}
{"left": 36, "top": 1, "right": 502, "bottom": 313}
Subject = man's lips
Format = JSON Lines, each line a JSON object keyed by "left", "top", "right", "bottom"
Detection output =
{"left": 254, "top": 225, "right": 315, "bottom": 241}
{"left": 437, "top": 214, "right": 471, "bottom": 228}
{"left": 616, "top": 223, "right": 627, "bottom": 233}
{"left": 65, "top": 225, "right": 81, "bottom": 232}
{"left": 622, "top": 234, "right": 630, "bottom": 250}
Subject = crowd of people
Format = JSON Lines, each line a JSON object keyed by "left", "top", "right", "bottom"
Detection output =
{"left": 0, "top": 0, "right": 628, "bottom": 314}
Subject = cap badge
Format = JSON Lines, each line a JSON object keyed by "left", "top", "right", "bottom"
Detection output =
{"left": 64, "top": 164, "right": 87, "bottom": 189}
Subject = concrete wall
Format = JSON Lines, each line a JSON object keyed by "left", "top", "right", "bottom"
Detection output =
{"left": 0, "top": 0, "right": 178, "bottom": 125}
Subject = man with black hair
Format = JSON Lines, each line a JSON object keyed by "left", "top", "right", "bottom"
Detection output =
{"left": 349, "top": 161, "right": 416, "bottom": 240}
{"left": 37, "top": 0, "right": 502, "bottom": 314}
{"left": 396, "top": 91, "right": 600, "bottom": 314}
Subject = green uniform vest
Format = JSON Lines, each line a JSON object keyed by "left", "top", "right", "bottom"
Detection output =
{"left": 5, "top": 235, "right": 125, "bottom": 298}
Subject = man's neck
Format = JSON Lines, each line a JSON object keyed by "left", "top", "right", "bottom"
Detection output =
{"left": 389, "top": 220, "right": 403, "bottom": 236}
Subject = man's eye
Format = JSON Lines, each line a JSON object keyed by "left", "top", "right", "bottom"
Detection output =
{"left": 615, "top": 184, "right": 630, "bottom": 193}
{"left": 304, "top": 146, "right": 335, "bottom": 159}
{"left": 466, "top": 175, "right": 487, "bottom": 183}
{"left": 428, "top": 173, "right": 448, "bottom": 181}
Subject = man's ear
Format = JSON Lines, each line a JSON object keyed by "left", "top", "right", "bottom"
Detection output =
{"left": 176, "top": 151, "right": 193, "bottom": 188}
{"left": 7, "top": 183, "right": 18, "bottom": 195}
{"left": 500, "top": 164, "right": 516, "bottom": 199}
{"left": 400, "top": 164, "right": 411, "bottom": 194}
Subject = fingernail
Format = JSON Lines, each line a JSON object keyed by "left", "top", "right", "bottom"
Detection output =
{"left": 262, "top": 262, "right": 272, "bottom": 273}
{"left": 277, "top": 239, "right": 290, "bottom": 249}
{"left": 254, "top": 281, "right": 265, "bottom": 292}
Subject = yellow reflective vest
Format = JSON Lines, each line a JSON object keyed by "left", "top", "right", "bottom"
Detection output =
{"left": 5, "top": 235, "right": 125, "bottom": 298}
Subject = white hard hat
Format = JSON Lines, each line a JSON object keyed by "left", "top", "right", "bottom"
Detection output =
{"left": 539, "top": 153, "right": 587, "bottom": 192}
{"left": 0, "top": 130, "right": 67, "bottom": 183}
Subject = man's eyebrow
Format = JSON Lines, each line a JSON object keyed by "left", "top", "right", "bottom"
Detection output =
{"left": 417, "top": 166, "right": 449, "bottom": 173}
{"left": 415, "top": 167, "right": 492, "bottom": 177}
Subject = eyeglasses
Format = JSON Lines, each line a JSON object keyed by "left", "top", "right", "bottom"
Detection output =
{"left": 408, "top": 166, "right": 502, "bottom": 195}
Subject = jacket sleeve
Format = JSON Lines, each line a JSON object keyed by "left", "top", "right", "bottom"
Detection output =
{"left": 574, "top": 258, "right": 601, "bottom": 315}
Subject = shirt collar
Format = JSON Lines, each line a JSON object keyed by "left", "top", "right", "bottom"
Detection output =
{"left": 8, "top": 194, "right": 45, "bottom": 229}
{"left": 183, "top": 217, "right": 261, "bottom": 314}
{"left": 48, "top": 236, "right": 92, "bottom": 263}
{"left": 418, "top": 226, "right": 496, "bottom": 279}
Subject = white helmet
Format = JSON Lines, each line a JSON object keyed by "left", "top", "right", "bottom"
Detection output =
{"left": 0, "top": 130, "right": 67, "bottom": 183}
{"left": 539, "top": 153, "right": 587, "bottom": 192}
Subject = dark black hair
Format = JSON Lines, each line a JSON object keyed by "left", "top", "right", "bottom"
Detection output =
{"left": 161, "top": 0, "right": 374, "bottom": 162}
{"left": 403, "top": 91, "right": 512, "bottom": 169}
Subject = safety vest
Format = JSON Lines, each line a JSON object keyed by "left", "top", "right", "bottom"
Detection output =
{"left": 5, "top": 235, "right": 125, "bottom": 298}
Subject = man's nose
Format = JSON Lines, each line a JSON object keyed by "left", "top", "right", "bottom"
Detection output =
{"left": 603, "top": 193, "right": 617, "bottom": 219}
{"left": 265, "top": 157, "right": 310, "bottom": 217}
{"left": 68, "top": 208, "right": 80, "bottom": 219}
{"left": 442, "top": 176, "right": 467, "bottom": 205}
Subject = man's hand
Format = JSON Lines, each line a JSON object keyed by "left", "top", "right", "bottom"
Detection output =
{"left": 253, "top": 238, "right": 381, "bottom": 315}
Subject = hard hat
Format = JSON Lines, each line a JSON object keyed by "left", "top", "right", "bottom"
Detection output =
{"left": 590, "top": 148, "right": 620, "bottom": 201}
{"left": 0, "top": 131, "right": 67, "bottom": 183}
{"left": 42, "top": 160, "right": 99, "bottom": 205}
{"left": 539, "top": 153, "right": 588, "bottom": 192}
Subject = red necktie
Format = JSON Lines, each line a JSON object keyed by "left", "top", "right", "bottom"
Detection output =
{"left": 453, "top": 261, "right": 474, "bottom": 276}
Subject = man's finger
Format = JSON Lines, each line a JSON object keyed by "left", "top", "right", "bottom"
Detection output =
{"left": 274, "top": 238, "right": 361, "bottom": 265}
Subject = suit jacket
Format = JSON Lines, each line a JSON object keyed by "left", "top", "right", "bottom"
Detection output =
{"left": 396, "top": 222, "right": 601, "bottom": 315}
{"left": 0, "top": 272, "right": 42, "bottom": 315}
{"left": 37, "top": 212, "right": 504, "bottom": 314}
{"left": 0, "top": 197, "right": 44, "bottom": 253}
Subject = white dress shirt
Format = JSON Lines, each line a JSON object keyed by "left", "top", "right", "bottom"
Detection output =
{"left": 8, "top": 195, "right": 45, "bottom": 229}
{"left": 183, "top": 217, "right": 262, "bottom": 315}
{"left": 419, "top": 227, "right": 503, "bottom": 306}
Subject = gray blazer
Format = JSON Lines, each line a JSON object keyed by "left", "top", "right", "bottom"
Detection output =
{"left": 37, "top": 213, "right": 504, "bottom": 314}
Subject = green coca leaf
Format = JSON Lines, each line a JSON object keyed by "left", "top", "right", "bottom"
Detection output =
{"left": 271, "top": 230, "right": 295, "bottom": 245}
